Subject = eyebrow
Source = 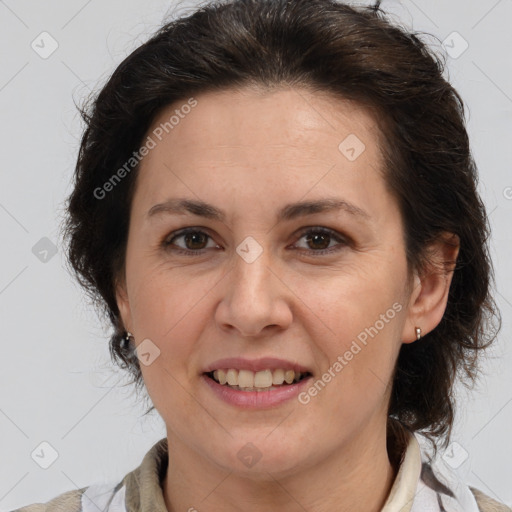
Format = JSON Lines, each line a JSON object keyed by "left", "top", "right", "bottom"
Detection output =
{"left": 147, "top": 197, "right": 370, "bottom": 223}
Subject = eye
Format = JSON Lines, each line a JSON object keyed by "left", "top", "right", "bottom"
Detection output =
{"left": 162, "top": 226, "right": 349, "bottom": 256}
{"left": 163, "top": 228, "right": 219, "bottom": 254}
{"left": 293, "top": 227, "right": 349, "bottom": 256}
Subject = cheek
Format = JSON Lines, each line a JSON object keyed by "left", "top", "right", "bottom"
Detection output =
{"left": 126, "top": 262, "right": 224, "bottom": 399}
{"left": 291, "top": 264, "right": 406, "bottom": 406}
{"left": 292, "top": 254, "right": 406, "bottom": 338}
{"left": 131, "top": 269, "right": 210, "bottom": 418}
{"left": 128, "top": 256, "right": 219, "bottom": 335}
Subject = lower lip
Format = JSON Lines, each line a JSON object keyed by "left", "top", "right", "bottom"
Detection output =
{"left": 202, "top": 374, "right": 313, "bottom": 409}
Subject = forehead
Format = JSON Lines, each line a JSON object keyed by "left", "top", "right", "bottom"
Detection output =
{"left": 147, "top": 86, "right": 382, "bottom": 156}
{"left": 132, "top": 86, "right": 390, "bottom": 219}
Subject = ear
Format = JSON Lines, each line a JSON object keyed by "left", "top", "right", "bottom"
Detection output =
{"left": 401, "top": 232, "right": 460, "bottom": 344}
{"left": 115, "top": 273, "right": 132, "bottom": 333}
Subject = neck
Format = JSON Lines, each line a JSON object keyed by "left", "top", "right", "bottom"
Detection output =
{"left": 163, "top": 421, "right": 399, "bottom": 512}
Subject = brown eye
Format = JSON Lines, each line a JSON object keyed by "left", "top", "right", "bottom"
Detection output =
{"left": 164, "top": 228, "right": 217, "bottom": 253}
{"left": 294, "top": 227, "right": 348, "bottom": 255}
{"left": 182, "top": 231, "right": 209, "bottom": 250}
{"left": 305, "top": 231, "right": 331, "bottom": 250}
{"left": 163, "top": 226, "right": 348, "bottom": 257}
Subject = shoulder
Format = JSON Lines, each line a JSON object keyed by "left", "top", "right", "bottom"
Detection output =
{"left": 470, "top": 487, "right": 512, "bottom": 512}
{"left": 11, "top": 487, "right": 86, "bottom": 512}
{"left": 10, "top": 437, "right": 168, "bottom": 512}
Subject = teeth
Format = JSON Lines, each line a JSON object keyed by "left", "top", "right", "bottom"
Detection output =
{"left": 272, "top": 369, "right": 285, "bottom": 385}
{"left": 211, "top": 368, "right": 306, "bottom": 389}
{"left": 216, "top": 369, "right": 227, "bottom": 385}
{"left": 238, "top": 370, "right": 254, "bottom": 388}
{"left": 284, "top": 370, "right": 295, "bottom": 384}
{"left": 226, "top": 369, "right": 238, "bottom": 386}
{"left": 254, "top": 369, "right": 273, "bottom": 388}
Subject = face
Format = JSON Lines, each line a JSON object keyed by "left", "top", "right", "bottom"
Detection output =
{"left": 116, "top": 87, "right": 418, "bottom": 478}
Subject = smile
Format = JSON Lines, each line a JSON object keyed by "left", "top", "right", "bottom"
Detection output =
{"left": 206, "top": 368, "right": 311, "bottom": 391}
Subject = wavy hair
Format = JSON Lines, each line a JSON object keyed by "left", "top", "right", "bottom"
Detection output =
{"left": 62, "top": 0, "right": 500, "bottom": 452}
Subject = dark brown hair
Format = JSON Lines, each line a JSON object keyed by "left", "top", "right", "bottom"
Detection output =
{"left": 63, "top": 0, "right": 500, "bottom": 451}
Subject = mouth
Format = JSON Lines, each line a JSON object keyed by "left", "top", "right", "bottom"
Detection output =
{"left": 204, "top": 368, "right": 312, "bottom": 392}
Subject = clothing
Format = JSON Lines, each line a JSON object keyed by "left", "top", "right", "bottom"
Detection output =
{"left": 12, "top": 429, "right": 510, "bottom": 512}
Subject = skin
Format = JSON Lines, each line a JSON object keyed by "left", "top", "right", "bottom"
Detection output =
{"left": 116, "top": 86, "right": 459, "bottom": 512}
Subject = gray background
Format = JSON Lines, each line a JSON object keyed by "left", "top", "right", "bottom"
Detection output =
{"left": 0, "top": 0, "right": 511, "bottom": 509}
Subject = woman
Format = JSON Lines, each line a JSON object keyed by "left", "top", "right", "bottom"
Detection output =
{"left": 14, "top": 0, "right": 509, "bottom": 510}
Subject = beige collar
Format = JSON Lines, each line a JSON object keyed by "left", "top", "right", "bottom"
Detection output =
{"left": 381, "top": 429, "right": 422, "bottom": 512}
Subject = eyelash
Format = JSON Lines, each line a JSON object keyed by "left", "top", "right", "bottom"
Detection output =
{"left": 162, "top": 226, "right": 350, "bottom": 257}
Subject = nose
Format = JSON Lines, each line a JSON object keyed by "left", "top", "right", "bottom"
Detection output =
{"left": 214, "top": 246, "right": 293, "bottom": 338}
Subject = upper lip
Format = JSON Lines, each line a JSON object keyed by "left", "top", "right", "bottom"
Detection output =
{"left": 202, "top": 357, "right": 312, "bottom": 374}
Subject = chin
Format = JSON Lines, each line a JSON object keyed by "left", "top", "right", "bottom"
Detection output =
{"left": 206, "top": 435, "right": 313, "bottom": 479}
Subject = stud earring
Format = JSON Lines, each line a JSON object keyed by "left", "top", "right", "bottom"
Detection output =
{"left": 121, "top": 331, "right": 134, "bottom": 350}
{"left": 415, "top": 327, "right": 421, "bottom": 341}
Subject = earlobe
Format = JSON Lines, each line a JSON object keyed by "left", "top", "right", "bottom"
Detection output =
{"left": 402, "top": 232, "right": 460, "bottom": 344}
